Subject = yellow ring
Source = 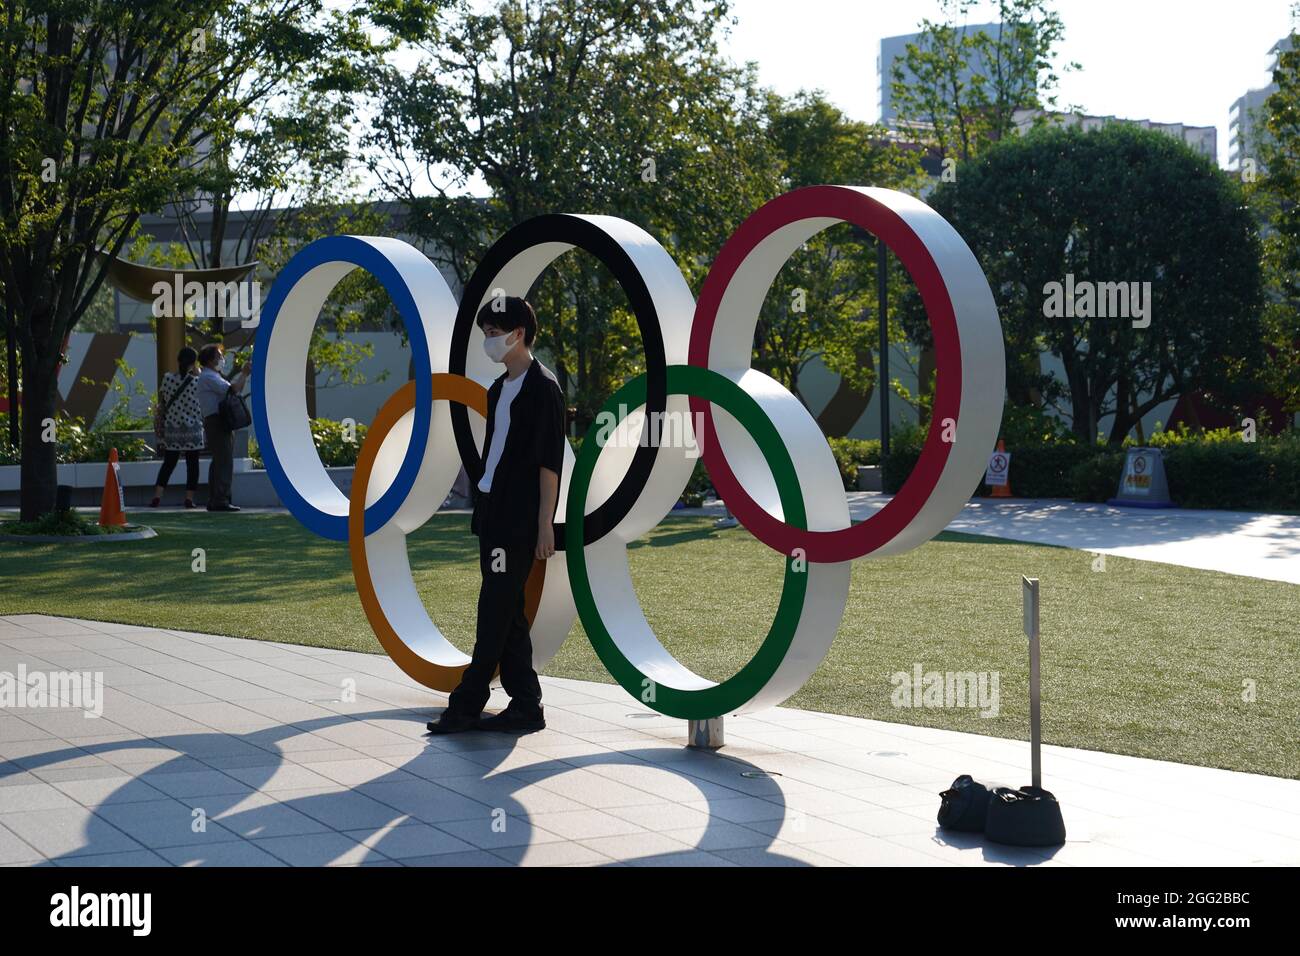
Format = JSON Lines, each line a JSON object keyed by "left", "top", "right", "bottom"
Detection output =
{"left": 348, "top": 372, "right": 548, "bottom": 691}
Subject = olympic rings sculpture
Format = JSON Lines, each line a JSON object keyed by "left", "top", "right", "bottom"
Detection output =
{"left": 251, "top": 185, "right": 1005, "bottom": 719}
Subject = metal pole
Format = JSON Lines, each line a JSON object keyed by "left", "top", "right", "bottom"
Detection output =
{"left": 1022, "top": 576, "right": 1041, "bottom": 789}
{"left": 687, "top": 717, "right": 724, "bottom": 750}
{"left": 878, "top": 239, "right": 890, "bottom": 458}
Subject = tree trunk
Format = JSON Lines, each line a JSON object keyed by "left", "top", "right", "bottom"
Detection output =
{"left": 5, "top": 312, "right": 17, "bottom": 449}
{"left": 19, "top": 358, "right": 58, "bottom": 521}
{"left": 1065, "top": 365, "right": 1092, "bottom": 443}
{"left": 1107, "top": 377, "right": 1131, "bottom": 445}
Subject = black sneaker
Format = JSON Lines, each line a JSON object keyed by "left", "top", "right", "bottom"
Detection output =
{"left": 206, "top": 503, "right": 241, "bottom": 512}
{"left": 476, "top": 707, "right": 545, "bottom": 734}
{"left": 426, "top": 711, "right": 479, "bottom": 734}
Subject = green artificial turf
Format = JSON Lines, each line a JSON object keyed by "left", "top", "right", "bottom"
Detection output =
{"left": 2, "top": 512, "right": 1296, "bottom": 778}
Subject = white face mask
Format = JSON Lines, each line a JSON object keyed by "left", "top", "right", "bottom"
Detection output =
{"left": 482, "top": 330, "right": 518, "bottom": 364}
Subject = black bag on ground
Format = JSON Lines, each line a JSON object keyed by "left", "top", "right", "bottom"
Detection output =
{"left": 937, "top": 775, "right": 997, "bottom": 831}
{"left": 984, "top": 785, "right": 1067, "bottom": 847}
{"left": 219, "top": 386, "right": 252, "bottom": 431}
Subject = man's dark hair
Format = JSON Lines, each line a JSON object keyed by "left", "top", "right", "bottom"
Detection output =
{"left": 476, "top": 296, "right": 537, "bottom": 346}
{"left": 198, "top": 343, "right": 223, "bottom": 368}
{"left": 177, "top": 346, "right": 198, "bottom": 372}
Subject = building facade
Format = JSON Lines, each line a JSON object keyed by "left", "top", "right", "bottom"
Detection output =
{"left": 1230, "top": 36, "right": 1293, "bottom": 172}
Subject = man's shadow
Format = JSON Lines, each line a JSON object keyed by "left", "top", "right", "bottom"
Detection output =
{"left": 4, "top": 707, "right": 811, "bottom": 866}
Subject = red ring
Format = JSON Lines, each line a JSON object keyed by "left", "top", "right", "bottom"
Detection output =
{"left": 687, "top": 185, "right": 963, "bottom": 562}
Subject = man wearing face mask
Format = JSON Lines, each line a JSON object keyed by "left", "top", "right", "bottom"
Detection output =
{"left": 427, "top": 296, "right": 567, "bottom": 734}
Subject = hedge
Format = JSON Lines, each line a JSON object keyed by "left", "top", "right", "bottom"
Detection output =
{"left": 881, "top": 426, "right": 1300, "bottom": 511}
{"left": 248, "top": 417, "right": 369, "bottom": 469}
{"left": 0, "top": 411, "right": 152, "bottom": 465}
{"left": 826, "top": 437, "right": 881, "bottom": 491}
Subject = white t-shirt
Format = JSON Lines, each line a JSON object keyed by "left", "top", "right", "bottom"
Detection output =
{"left": 477, "top": 371, "right": 527, "bottom": 493}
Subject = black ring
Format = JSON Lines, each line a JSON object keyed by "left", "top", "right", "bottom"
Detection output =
{"left": 449, "top": 215, "right": 669, "bottom": 550}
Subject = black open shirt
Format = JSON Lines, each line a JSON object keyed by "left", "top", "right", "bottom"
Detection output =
{"left": 469, "top": 356, "right": 567, "bottom": 549}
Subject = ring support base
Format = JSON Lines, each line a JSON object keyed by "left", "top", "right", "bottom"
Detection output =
{"left": 687, "top": 717, "right": 725, "bottom": 750}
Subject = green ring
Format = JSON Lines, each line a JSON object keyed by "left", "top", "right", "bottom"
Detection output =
{"left": 564, "top": 364, "right": 809, "bottom": 719}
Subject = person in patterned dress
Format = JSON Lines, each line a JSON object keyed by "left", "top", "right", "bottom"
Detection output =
{"left": 151, "top": 347, "right": 206, "bottom": 508}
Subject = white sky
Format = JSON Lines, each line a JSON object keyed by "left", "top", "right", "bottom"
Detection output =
{"left": 722, "top": 0, "right": 1294, "bottom": 167}
{"left": 267, "top": 0, "right": 1293, "bottom": 208}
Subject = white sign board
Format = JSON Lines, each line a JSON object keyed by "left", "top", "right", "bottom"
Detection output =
{"left": 1109, "top": 447, "right": 1173, "bottom": 508}
{"left": 1120, "top": 450, "right": 1152, "bottom": 496}
{"left": 985, "top": 450, "right": 1010, "bottom": 486}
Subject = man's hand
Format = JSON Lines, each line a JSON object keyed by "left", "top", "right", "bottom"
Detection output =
{"left": 537, "top": 465, "right": 559, "bottom": 560}
{"left": 535, "top": 520, "right": 555, "bottom": 561}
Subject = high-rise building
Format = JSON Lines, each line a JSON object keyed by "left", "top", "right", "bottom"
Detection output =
{"left": 878, "top": 23, "right": 1000, "bottom": 127}
{"left": 1229, "top": 36, "right": 1293, "bottom": 171}
{"left": 1012, "top": 109, "right": 1217, "bottom": 162}
{"left": 881, "top": 22, "right": 1218, "bottom": 166}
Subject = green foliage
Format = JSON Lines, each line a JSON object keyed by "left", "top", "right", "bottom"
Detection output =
{"left": 88, "top": 359, "right": 152, "bottom": 432}
{"left": 1135, "top": 424, "right": 1241, "bottom": 449}
{"left": 754, "top": 92, "right": 923, "bottom": 401}
{"left": 255, "top": 202, "right": 395, "bottom": 390}
{"left": 679, "top": 458, "right": 713, "bottom": 508}
{"left": 0, "top": 411, "right": 152, "bottom": 465}
{"left": 890, "top": 0, "right": 1076, "bottom": 161}
{"left": 309, "top": 417, "right": 368, "bottom": 467}
{"left": 59, "top": 420, "right": 153, "bottom": 465}
{"left": 999, "top": 402, "right": 1076, "bottom": 446}
{"left": 916, "top": 124, "right": 1264, "bottom": 443}
{"left": 0, "top": 510, "right": 127, "bottom": 536}
{"left": 826, "top": 437, "right": 882, "bottom": 490}
{"left": 1, "top": 0, "right": 390, "bottom": 519}
{"left": 248, "top": 417, "right": 367, "bottom": 469}
{"left": 882, "top": 415, "right": 1300, "bottom": 510}
{"left": 989, "top": 443, "right": 1096, "bottom": 498}
{"left": 368, "top": 0, "right": 787, "bottom": 430}
{"left": 881, "top": 423, "right": 927, "bottom": 493}
{"left": 1159, "top": 438, "right": 1300, "bottom": 511}
{"left": 1246, "top": 13, "right": 1300, "bottom": 417}
{"left": 1059, "top": 433, "right": 1300, "bottom": 509}
{"left": 72, "top": 284, "right": 117, "bottom": 333}
{"left": 1068, "top": 450, "right": 1128, "bottom": 503}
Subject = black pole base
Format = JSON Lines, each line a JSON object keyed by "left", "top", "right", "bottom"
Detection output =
{"left": 985, "top": 785, "right": 1067, "bottom": 847}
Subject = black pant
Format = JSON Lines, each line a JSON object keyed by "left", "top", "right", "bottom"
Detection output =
{"left": 155, "top": 449, "right": 200, "bottom": 491}
{"left": 445, "top": 532, "right": 543, "bottom": 719}
{"left": 203, "top": 414, "right": 234, "bottom": 506}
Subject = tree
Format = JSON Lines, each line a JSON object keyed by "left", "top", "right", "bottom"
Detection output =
{"left": 920, "top": 124, "right": 1264, "bottom": 444}
{"left": 888, "top": 0, "right": 1076, "bottom": 421}
{"left": 1248, "top": 8, "right": 1300, "bottom": 424}
{"left": 365, "top": 0, "right": 783, "bottom": 431}
{"left": 0, "top": 0, "right": 375, "bottom": 520}
{"left": 890, "top": 0, "right": 1076, "bottom": 163}
{"left": 254, "top": 199, "right": 396, "bottom": 403}
{"left": 755, "top": 91, "right": 922, "bottom": 404}
{"left": 160, "top": 6, "right": 382, "bottom": 336}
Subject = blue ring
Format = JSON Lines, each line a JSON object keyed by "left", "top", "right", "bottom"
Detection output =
{"left": 252, "top": 236, "right": 433, "bottom": 541}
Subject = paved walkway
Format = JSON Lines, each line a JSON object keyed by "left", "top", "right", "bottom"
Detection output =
{"left": 669, "top": 494, "right": 1300, "bottom": 585}
{"left": 841, "top": 494, "right": 1300, "bottom": 585}
{"left": 2, "top": 615, "right": 1297, "bottom": 867}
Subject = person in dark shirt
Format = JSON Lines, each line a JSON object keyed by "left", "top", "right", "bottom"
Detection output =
{"left": 428, "top": 296, "right": 566, "bottom": 735}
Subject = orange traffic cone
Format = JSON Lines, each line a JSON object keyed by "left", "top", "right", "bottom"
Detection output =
{"left": 99, "top": 447, "right": 127, "bottom": 527}
{"left": 989, "top": 439, "right": 1013, "bottom": 498}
